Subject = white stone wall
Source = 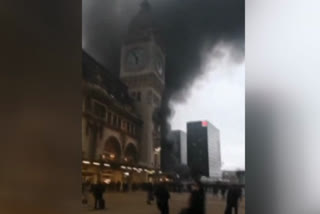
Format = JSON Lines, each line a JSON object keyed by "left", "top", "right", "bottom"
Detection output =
{"left": 134, "top": 88, "right": 155, "bottom": 167}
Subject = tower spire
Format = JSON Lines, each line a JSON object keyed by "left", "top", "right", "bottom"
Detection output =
{"left": 127, "top": 0, "right": 153, "bottom": 35}
{"left": 140, "top": 0, "right": 151, "bottom": 11}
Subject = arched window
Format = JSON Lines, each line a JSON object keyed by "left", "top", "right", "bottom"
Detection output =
{"left": 147, "top": 90, "right": 152, "bottom": 104}
{"left": 124, "top": 144, "right": 138, "bottom": 164}
{"left": 103, "top": 136, "right": 122, "bottom": 162}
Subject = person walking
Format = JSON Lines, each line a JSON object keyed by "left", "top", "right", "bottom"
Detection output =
{"left": 116, "top": 181, "right": 121, "bottom": 192}
{"left": 221, "top": 184, "right": 227, "bottom": 199}
{"left": 224, "top": 185, "right": 242, "bottom": 214}
{"left": 92, "top": 180, "right": 106, "bottom": 210}
{"left": 91, "top": 183, "right": 98, "bottom": 209}
{"left": 179, "top": 180, "right": 205, "bottom": 214}
{"left": 146, "top": 182, "right": 154, "bottom": 205}
{"left": 189, "top": 180, "right": 205, "bottom": 214}
{"left": 154, "top": 183, "right": 170, "bottom": 214}
{"left": 213, "top": 184, "right": 219, "bottom": 197}
{"left": 82, "top": 180, "right": 90, "bottom": 205}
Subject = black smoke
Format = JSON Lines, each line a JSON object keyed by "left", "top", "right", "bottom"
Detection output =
{"left": 83, "top": 0, "right": 244, "bottom": 171}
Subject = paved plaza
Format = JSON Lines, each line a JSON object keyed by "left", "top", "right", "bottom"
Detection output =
{"left": 83, "top": 191, "right": 245, "bottom": 214}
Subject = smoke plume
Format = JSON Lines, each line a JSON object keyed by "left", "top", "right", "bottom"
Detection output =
{"left": 83, "top": 0, "right": 244, "bottom": 171}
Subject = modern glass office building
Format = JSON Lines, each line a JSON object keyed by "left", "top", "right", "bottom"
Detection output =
{"left": 168, "top": 130, "right": 187, "bottom": 165}
{"left": 187, "top": 121, "right": 222, "bottom": 178}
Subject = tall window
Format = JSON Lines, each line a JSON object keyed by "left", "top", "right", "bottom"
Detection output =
{"left": 93, "top": 102, "right": 106, "bottom": 118}
{"left": 128, "top": 123, "right": 132, "bottom": 133}
{"left": 107, "top": 112, "right": 112, "bottom": 124}
{"left": 85, "top": 97, "right": 91, "bottom": 111}
{"left": 117, "top": 117, "right": 121, "bottom": 128}
{"left": 121, "top": 120, "right": 125, "bottom": 130}
{"left": 153, "top": 94, "right": 160, "bottom": 106}
{"left": 111, "top": 114, "right": 115, "bottom": 126}
{"left": 123, "top": 121, "right": 127, "bottom": 131}
{"left": 116, "top": 116, "right": 119, "bottom": 127}
{"left": 131, "top": 91, "right": 136, "bottom": 98}
{"left": 136, "top": 91, "right": 141, "bottom": 101}
{"left": 154, "top": 154, "right": 158, "bottom": 168}
{"left": 147, "top": 90, "right": 152, "bottom": 104}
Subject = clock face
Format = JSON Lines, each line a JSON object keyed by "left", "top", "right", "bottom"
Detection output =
{"left": 126, "top": 48, "right": 146, "bottom": 68}
{"left": 154, "top": 55, "right": 163, "bottom": 76}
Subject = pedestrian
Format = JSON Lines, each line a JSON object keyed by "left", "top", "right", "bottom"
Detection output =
{"left": 92, "top": 180, "right": 106, "bottom": 210}
{"left": 224, "top": 185, "right": 242, "bottom": 214}
{"left": 146, "top": 182, "right": 154, "bottom": 205}
{"left": 82, "top": 180, "right": 90, "bottom": 205}
{"left": 91, "top": 183, "right": 98, "bottom": 209}
{"left": 185, "top": 180, "right": 206, "bottom": 214}
{"left": 116, "top": 181, "right": 121, "bottom": 192}
{"left": 179, "top": 179, "right": 205, "bottom": 214}
{"left": 154, "top": 183, "right": 170, "bottom": 214}
{"left": 123, "top": 182, "right": 128, "bottom": 192}
{"left": 213, "top": 184, "right": 219, "bottom": 197}
{"left": 221, "top": 185, "right": 227, "bottom": 199}
{"left": 132, "top": 182, "right": 137, "bottom": 191}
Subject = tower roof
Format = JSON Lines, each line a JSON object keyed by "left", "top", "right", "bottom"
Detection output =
{"left": 140, "top": 0, "right": 151, "bottom": 10}
{"left": 128, "top": 0, "right": 154, "bottom": 34}
{"left": 125, "top": 0, "right": 165, "bottom": 51}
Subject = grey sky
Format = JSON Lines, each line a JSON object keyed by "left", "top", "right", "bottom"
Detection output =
{"left": 169, "top": 42, "right": 245, "bottom": 170}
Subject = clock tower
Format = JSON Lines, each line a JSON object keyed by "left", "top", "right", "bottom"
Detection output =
{"left": 120, "top": 0, "right": 165, "bottom": 168}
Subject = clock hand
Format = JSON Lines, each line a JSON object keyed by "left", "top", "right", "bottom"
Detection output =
{"left": 135, "top": 55, "right": 138, "bottom": 64}
{"left": 133, "top": 52, "right": 138, "bottom": 64}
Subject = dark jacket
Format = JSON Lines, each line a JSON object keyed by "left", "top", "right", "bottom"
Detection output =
{"left": 188, "top": 186, "right": 205, "bottom": 214}
{"left": 155, "top": 185, "right": 170, "bottom": 201}
{"left": 226, "top": 187, "right": 241, "bottom": 206}
{"left": 92, "top": 183, "right": 105, "bottom": 199}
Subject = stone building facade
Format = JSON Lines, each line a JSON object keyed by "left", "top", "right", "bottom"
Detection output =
{"left": 82, "top": 0, "right": 165, "bottom": 185}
